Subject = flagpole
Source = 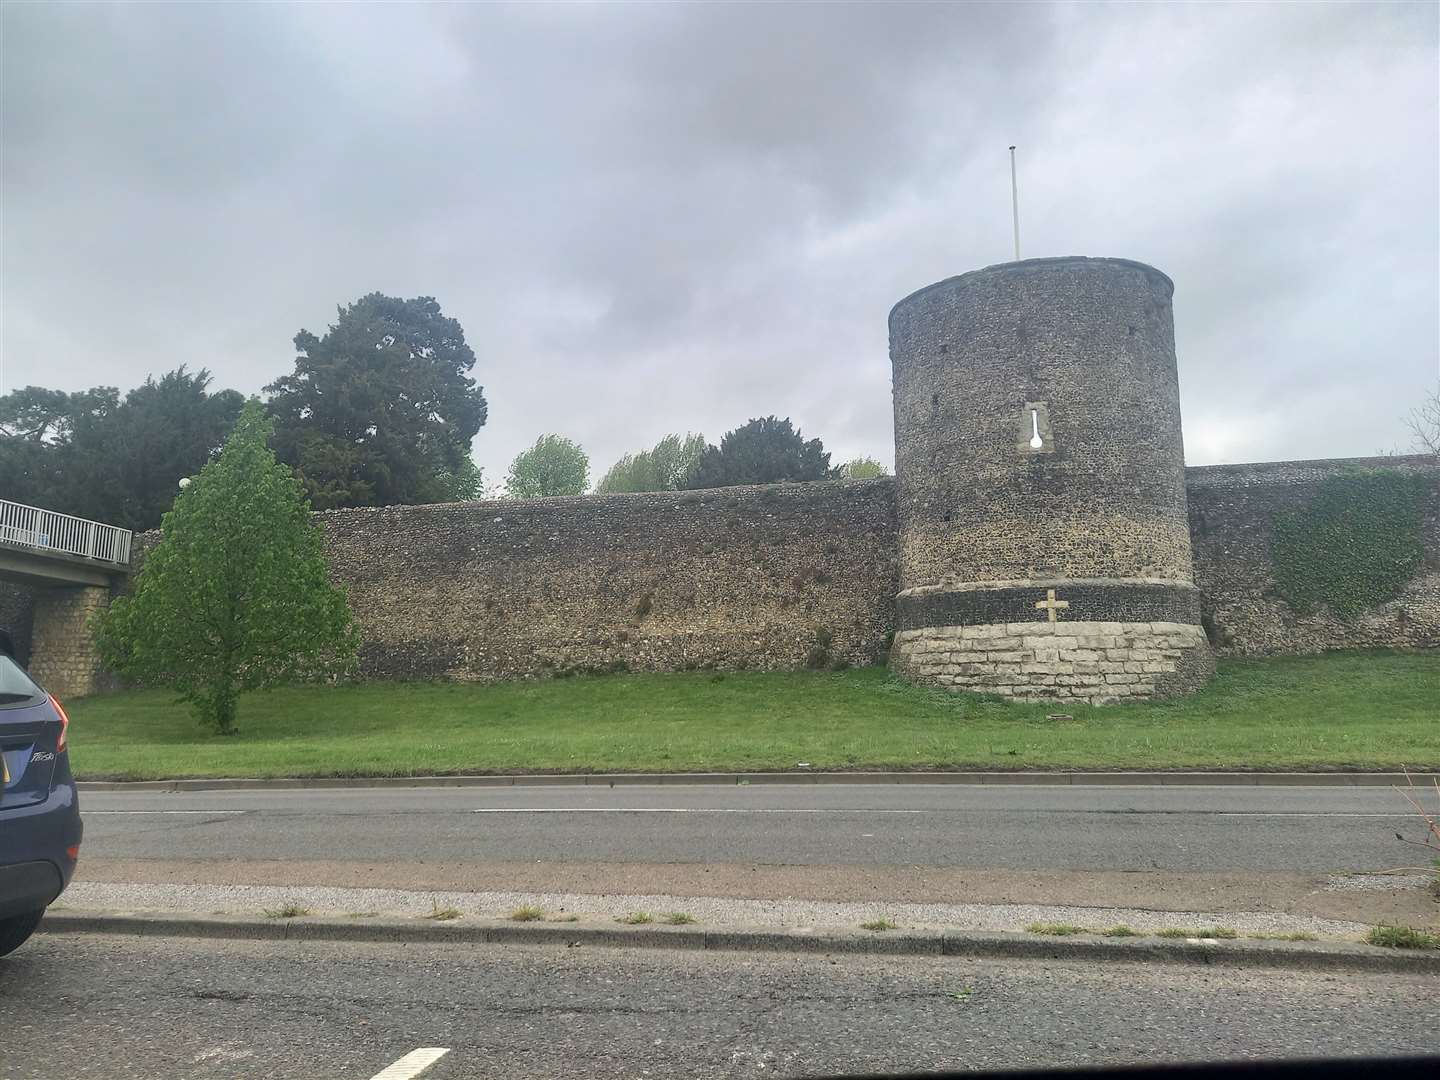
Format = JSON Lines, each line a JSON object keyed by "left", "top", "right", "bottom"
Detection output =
{"left": 1009, "top": 145, "right": 1020, "bottom": 261}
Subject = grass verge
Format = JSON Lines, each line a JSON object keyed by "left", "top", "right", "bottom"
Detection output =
{"left": 65, "top": 651, "right": 1440, "bottom": 780}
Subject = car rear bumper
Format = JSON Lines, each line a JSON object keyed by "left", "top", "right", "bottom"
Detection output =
{"left": 0, "top": 860, "right": 64, "bottom": 919}
{"left": 0, "top": 779, "right": 81, "bottom": 917}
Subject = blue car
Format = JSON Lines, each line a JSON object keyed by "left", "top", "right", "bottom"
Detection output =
{"left": 0, "top": 628, "right": 82, "bottom": 957}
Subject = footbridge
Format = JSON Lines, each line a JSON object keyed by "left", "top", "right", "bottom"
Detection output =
{"left": 0, "top": 498, "right": 133, "bottom": 696}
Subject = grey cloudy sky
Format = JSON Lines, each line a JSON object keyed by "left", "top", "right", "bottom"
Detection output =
{"left": 2, "top": 1, "right": 1436, "bottom": 486}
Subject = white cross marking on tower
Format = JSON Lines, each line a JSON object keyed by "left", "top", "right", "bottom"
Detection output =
{"left": 1035, "top": 588, "right": 1070, "bottom": 624}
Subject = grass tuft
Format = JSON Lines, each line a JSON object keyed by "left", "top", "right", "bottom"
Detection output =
{"left": 1365, "top": 925, "right": 1440, "bottom": 950}
{"left": 261, "top": 903, "right": 309, "bottom": 919}
{"left": 860, "top": 918, "right": 899, "bottom": 932}
{"left": 1247, "top": 931, "right": 1319, "bottom": 942}
{"left": 1100, "top": 925, "right": 1142, "bottom": 937}
{"left": 1025, "top": 922, "right": 1086, "bottom": 936}
{"left": 660, "top": 912, "right": 697, "bottom": 925}
{"left": 509, "top": 905, "right": 545, "bottom": 922}
{"left": 1155, "top": 926, "right": 1238, "bottom": 939}
{"left": 616, "top": 912, "right": 654, "bottom": 925}
{"left": 425, "top": 902, "right": 462, "bottom": 921}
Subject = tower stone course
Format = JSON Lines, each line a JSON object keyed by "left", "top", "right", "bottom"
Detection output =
{"left": 888, "top": 256, "right": 1215, "bottom": 702}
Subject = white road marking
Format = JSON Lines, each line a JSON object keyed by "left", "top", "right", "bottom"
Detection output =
{"left": 1210, "top": 812, "right": 1414, "bottom": 818}
{"left": 86, "top": 810, "right": 248, "bottom": 815}
{"left": 467, "top": 808, "right": 1411, "bottom": 817}
{"left": 470, "top": 807, "right": 929, "bottom": 814}
{"left": 369, "top": 1047, "right": 449, "bottom": 1080}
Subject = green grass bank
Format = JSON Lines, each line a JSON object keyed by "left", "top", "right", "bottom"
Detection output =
{"left": 65, "top": 651, "right": 1439, "bottom": 781}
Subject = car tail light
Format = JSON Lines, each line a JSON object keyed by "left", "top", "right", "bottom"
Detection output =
{"left": 49, "top": 694, "right": 70, "bottom": 753}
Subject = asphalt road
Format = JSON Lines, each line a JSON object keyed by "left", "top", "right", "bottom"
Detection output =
{"left": 78, "top": 782, "right": 1426, "bottom": 872}
{"left": 2, "top": 932, "right": 1436, "bottom": 1079}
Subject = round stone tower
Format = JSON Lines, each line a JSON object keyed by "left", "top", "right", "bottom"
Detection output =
{"left": 888, "top": 256, "right": 1213, "bottom": 703}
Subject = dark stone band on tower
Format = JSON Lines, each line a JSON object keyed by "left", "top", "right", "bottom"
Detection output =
{"left": 896, "top": 582, "right": 1204, "bottom": 631}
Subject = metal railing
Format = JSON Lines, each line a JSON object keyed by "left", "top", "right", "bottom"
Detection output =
{"left": 0, "top": 498, "right": 133, "bottom": 566}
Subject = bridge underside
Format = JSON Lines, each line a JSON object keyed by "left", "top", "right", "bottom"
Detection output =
{"left": 0, "top": 546, "right": 118, "bottom": 588}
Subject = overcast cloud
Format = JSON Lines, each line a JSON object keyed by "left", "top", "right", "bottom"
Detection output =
{"left": 2, "top": 1, "right": 1436, "bottom": 485}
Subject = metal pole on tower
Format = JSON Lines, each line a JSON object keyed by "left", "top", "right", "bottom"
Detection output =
{"left": 1009, "top": 145, "right": 1020, "bottom": 261}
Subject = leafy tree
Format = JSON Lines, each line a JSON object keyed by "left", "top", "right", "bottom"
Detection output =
{"left": 0, "top": 369, "right": 242, "bottom": 531}
{"left": 266, "top": 293, "right": 487, "bottom": 510}
{"left": 506, "top": 435, "right": 589, "bottom": 498}
{"left": 838, "top": 457, "right": 889, "bottom": 480}
{"left": 95, "top": 401, "right": 357, "bottom": 735}
{"left": 596, "top": 433, "right": 706, "bottom": 494}
{"left": 683, "top": 416, "right": 834, "bottom": 489}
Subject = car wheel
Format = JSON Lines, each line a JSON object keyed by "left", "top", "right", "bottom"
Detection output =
{"left": 0, "top": 909, "right": 45, "bottom": 958}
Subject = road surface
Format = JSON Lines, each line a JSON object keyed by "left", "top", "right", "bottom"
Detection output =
{"left": 78, "top": 782, "right": 1423, "bottom": 871}
{"left": 2, "top": 932, "right": 1435, "bottom": 1078}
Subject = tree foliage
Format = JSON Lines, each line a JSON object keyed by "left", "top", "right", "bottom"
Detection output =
{"left": 95, "top": 401, "right": 357, "bottom": 734}
{"left": 683, "top": 416, "right": 834, "bottom": 489}
{"left": 0, "top": 368, "right": 243, "bottom": 531}
{"left": 506, "top": 434, "right": 589, "bottom": 498}
{"left": 839, "top": 457, "right": 889, "bottom": 480}
{"left": 596, "top": 433, "right": 706, "bottom": 494}
{"left": 266, "top": 293, "right": 487, "bottom": 510}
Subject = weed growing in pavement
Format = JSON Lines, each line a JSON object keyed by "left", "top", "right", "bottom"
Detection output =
{"left": 261, "top": 903, "right": 310, "bottom": 919}
{"left": 1246, "top": 931, "right": 1319, "bottom": 942}
{"left": 617, "top": 912, "right": 654, "bottom": 925}
{"left": 860, "top": 918, "right": 899, "bottom": 932}
{"left": 426, "top": 902, "right": 462, "bottom": 921}
{"left": 1365, "top": 925, "right": 1440, "bottom": 949}
{"left": 509, "top": 905, "right": 545, "bottom": 922}
{"left": 1024, "top": 922, "right": 1086, "bottom": 936}
{"left": 1154, "top": 927, "right": 1238, "bottom": 939}
{"left": 1100, "top": 926, "right": 1142, "bottom": 937}
{"left": 949, "top": 986, "right": 973, "bottom": 1001}
{"left": 661, "top": 912, "right": 697, "bottom": 925}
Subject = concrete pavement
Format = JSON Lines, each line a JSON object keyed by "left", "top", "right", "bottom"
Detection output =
{"left": 4, "top": 932, "right": 1437, "bottom": 1078}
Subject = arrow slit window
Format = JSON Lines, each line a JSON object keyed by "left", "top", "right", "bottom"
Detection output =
{"left": 1018, "top": 401, "right": 1054, "bottom": 455}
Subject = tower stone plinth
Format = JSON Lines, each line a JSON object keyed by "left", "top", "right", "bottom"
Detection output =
{"left": 888, "top": 256, "right": 1214, "bottom": 702}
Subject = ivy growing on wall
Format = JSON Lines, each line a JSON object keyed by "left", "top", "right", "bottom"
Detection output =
{"left": 1271, "top": 470, "right": 1428, "bottom": 620}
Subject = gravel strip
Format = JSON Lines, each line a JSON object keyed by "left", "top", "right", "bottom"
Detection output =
{"left": 59, "top": 880, "right": 1369, "bottom": 938}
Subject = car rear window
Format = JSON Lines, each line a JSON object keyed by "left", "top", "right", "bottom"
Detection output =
{"left": 0, "top": 654, "right": 45, "bottom": 708}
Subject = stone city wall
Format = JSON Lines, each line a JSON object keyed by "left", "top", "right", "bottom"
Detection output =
{"left": 319, "top": 478, "right": 899, "bottom": 680}
{"left": 10, "top": 456, "right": 1438, "bottom": 695}
{"left": 1187, "top": 455, "right": 1440, "bottom": 655}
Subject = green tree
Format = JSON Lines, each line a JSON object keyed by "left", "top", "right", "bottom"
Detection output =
{"left": 95, "top": 401, "right": 357, "bottom": 734}
{"left": 415, "top": 455, "right": 488, "bottom": 503}
{"left": 839, "top": 457, "right": 889, "bottom": 480}
{"left": 683, "top": 416, "right": 834, "bottom": 489}
{"left": 266, "top": 293, "right": 488, "bottom": 509}
{"left": 596, "top": 432, "right": 706, "bottom": 493}
{"left": 506, "top": 434, "right": 589, "bottom": 498}
{"left": 0, "top": 369, "right": 242, "bottom": 531}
